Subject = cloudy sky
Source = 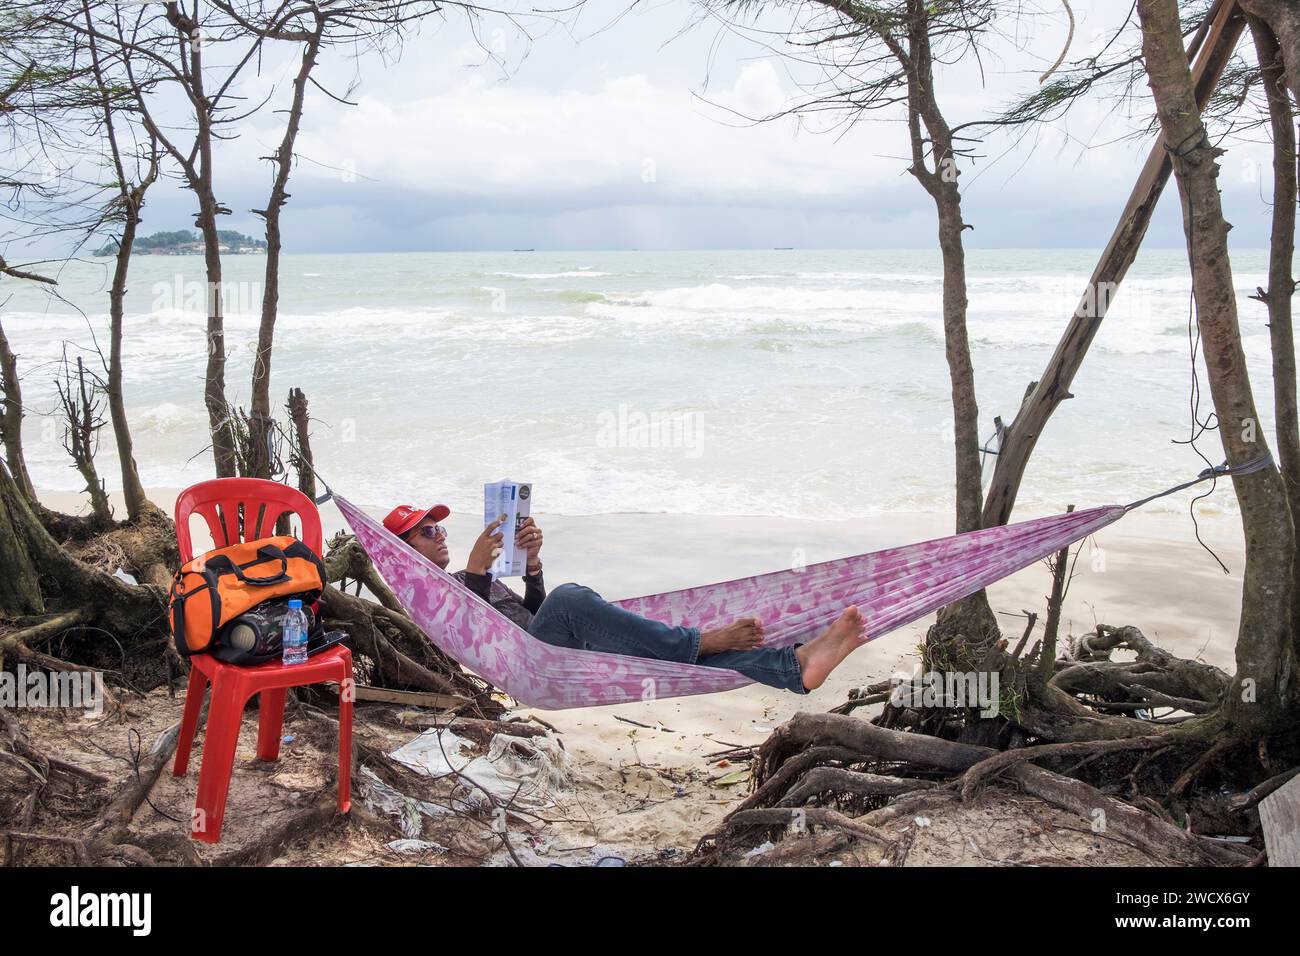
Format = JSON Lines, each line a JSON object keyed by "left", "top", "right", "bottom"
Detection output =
{"left": 131, "top": 0, "right": 1274, "bottom": 252}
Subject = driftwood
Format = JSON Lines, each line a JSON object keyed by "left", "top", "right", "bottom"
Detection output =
{"left": 55, "top": 353, "right": 112, "bottom": 525}
{"left": 286, "top": 387, "right": 317, "bottom": 501}
{"left": 1056, "top": 624, "right": 1230, "bottom": 703}
{"left": 324, "top": 682, "right": 471, "bottom": 711}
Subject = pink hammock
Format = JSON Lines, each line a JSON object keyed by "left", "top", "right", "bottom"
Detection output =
{"left": 335, "top": 495, "right": 1131, "bottom": 709}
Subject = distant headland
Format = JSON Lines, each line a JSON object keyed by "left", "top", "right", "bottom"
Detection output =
{"left": 94, "top": 229, "right": 267, "bottom": 257}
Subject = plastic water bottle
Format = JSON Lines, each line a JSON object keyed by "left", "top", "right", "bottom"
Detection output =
{"left": 281, "top": 599, "right": 308, "bottom": 666}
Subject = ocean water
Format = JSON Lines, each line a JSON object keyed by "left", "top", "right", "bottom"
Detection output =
{"left": 0, "top": 247, "right": 1283, "bottom": 520}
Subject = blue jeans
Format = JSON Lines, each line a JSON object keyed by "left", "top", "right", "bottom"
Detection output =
{"left": 527, "top": 583, "right": 807, "bottom": 694}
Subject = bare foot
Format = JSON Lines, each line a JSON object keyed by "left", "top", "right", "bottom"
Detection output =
{"left": 699, "top": 617, "right": 764, "bottom": 655}
{"left": 795, "top": 606, "right": 867, "bottom": 691}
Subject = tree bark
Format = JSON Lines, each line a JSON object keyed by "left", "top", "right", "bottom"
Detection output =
{"left": 0, "top": 457, "right": 166, "bottom": 633}
{"left": 933, "top": 199, "right": 983, "bottom": 538}
{"left": 1239, "top": 0, "right": 1300, "bottom": 101}
{"left": 105, "top": 213, "right": 154, "bottom": 521}
{"left": 0, "top": 319, "right": 36, "bottom": 505}
{"left": 198, "top": 198, "right": 235, "bottom": 478}
{"left": 1249, "top": 15, "right": 1300, "bottom": 651}
{"left": 287, "top": 387, "right": 316, "bottom": 500}
{"left": 1139, "top": 0, "right": 1298, "bottom": 732}
{"left": 0, "top": 461, "right": 44, "bottom": 615}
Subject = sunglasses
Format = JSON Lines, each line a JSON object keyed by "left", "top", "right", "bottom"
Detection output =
{"left": 412, "top": 524, "right": 447, "bottom": 541}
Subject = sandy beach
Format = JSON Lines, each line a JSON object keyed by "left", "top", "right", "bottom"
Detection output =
{"left": 40, "top": 486, "right": 1247, "bottom": 861}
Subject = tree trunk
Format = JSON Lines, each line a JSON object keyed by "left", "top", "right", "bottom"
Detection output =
{"left": 1249, "top": 14, "right": 1300, "bottom": 652}
{"left": 925, "top": 183, "right": 999, "bottom": 645}
{"left": 173, "top": 5, "right": 236, "bottom": 480}
{"left": 287, "top": 387, "right": 316, "bottom": 500}
{"left": 107, "top": 212, "right": 153, "bottom": 521}
{"left": 0, "top": 461, "right": 44, "bottom": 615}
{"left": 981, "top": 0, "right": 1245, "bottom": 527}
{"left": 0, "top": 456, "right": 165, "bottom": 632}
{"left": 905, "top": 3, "right": 998, "bottom": 643}
{"left": 1248, "top": 14, "right": 1300, "bottom": 658}
{"left": 1139, "top": 0, "right": 1298, "bottom": 732}
{"left": 934, "top": 197, "right": 983, "bottom": 538}
{"left": 0, "top": 319, "right": 36, "bottom": 505}
{"left": 198, "top": 206, "right": 236, "bottom": 478}
{"left": 248, "top": 26, "right": 323, "bottom": 480}
{"left": 1240, "top": 0, "right": 1300, "bottom": 101}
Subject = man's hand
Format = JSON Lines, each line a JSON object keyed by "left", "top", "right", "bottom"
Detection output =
{"left": 516, "top": 517, "right": 544, "bottom": 574}
{"left": 467, "top": 516, "right": 506, "bottom": 575}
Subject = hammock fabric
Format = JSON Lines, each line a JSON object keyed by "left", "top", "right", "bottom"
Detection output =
{"left": 335, "top": 495, "right": 1130, "bottom": 709}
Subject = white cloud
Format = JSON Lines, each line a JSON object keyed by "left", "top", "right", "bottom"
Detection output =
{"left": 129, "top": 0, "right": 1278, "bottom": 252}
{"left": 284, "top": 60, "right": 908, "bottom": 212}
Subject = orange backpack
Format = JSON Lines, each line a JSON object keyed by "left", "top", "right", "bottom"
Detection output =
{"left": 168, "top": 536, "right": 327, "bottom": 656}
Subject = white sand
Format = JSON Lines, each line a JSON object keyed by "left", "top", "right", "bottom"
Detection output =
{"left": 44, "top": 486, "right": 1248, "bottom": 860}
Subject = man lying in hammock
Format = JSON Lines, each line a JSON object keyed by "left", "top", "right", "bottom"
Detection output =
{"left": 383, "top": 503, "right": 868, "bottom": 694}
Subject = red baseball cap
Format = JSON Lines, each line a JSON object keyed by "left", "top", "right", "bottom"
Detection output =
{"left": 383, "top": 503, "right": 451, "bottom": 538}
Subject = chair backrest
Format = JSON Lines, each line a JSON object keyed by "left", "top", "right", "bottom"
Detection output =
{"left": 175, "top": 478, "right": 324, "bottom": 563}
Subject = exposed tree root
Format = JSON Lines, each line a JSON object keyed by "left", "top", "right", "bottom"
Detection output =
{"left": 723, "top": 807, "right": 896, "bottom": 846}
{"left": 0, "top": 830, "right": 92, "bottom": 866}
{"left": 1050, "top": 624, "right": 1230, "bottom": 707}
{"left": 954, "top": 736, "right": 1169, "bottom": 801}
{"left": 84, "top": 717, "right": 187, "bottom": 858}
{"left": 779, "top": 766, "right": 939, "bottom": 808}
{"left": 212, "top": 792, "right": 343, "bottom": 867}
{"left": 0, "top": 608, "right": 91, "bottom": 656}
{"left": 695, "top": 710, "right": 1259, "bottom": 867}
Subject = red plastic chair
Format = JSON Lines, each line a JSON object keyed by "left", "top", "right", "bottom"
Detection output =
{"left": 175, "top": 477, "right": 324, "bottom": 559}
{"left": 172, "top": 478, "right": 352, "bottom": 844}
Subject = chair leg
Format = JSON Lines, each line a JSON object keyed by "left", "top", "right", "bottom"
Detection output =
{"left": 255, "top": 688, "right": 287, "bottom": 761}
{"left": 173, "top": 666, "right": 209, "bottom": 778}
{"left": 192, "top": 674, "right": 245, "bottom": 844}
{"left": 337, "top": 654, "right": 353, "bottom": 814}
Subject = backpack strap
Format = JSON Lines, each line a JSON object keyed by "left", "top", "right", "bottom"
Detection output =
{"left": 222, "top": 544, "right": 292, "bottom": 586}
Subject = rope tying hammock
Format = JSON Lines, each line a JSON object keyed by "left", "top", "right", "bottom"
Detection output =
{"left": 334, "top": 455, "right": 1268, "bottom": 709}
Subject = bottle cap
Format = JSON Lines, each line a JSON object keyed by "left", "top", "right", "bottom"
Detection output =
{"left": 288, "top": 599, "right": 303, "bottom": 609}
